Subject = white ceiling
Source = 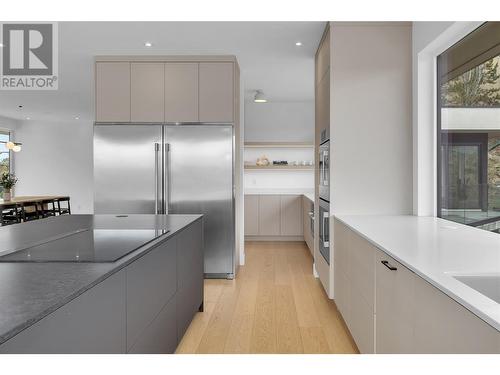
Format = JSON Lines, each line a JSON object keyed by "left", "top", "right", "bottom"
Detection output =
{"left": 0, "top": 21, "right": 325, "bottom": 122}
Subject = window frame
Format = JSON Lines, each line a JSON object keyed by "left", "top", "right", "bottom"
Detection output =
{"left": 0, "top": 128, "right": 12, "bottom": 175}
{"left": 436, "top": 22, "right": 500, "bottom": 229}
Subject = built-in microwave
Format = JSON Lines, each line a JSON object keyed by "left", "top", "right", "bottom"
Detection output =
{"left": 318, "top": 198, "right": 330, "bottom": 264}
{"left": 319, "top": 140, "right": 330, "bottom": 202}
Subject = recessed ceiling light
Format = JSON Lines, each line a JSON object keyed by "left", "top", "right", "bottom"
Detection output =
{"left": 144, "top": 42, "right": 153, "bottom": 47}
{"left": 75, "top": 116, "right": 80, "bottom": 120}
{"left": 254, "top": 90, "right": 267, "bottom": 103}
{"left": 295, "top": 41, "right": 302, "bottom": 46}
{"left": 26, "top": 117, "right": 30, "bottom": 120}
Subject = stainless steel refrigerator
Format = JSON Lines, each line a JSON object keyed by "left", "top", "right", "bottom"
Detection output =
{"left": 94, "top": 124, "right": 235, "bottom": 278}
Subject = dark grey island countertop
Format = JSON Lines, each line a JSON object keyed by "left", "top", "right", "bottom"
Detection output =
{"left": 0, "top": 214, "right": 202, "bottom": 346}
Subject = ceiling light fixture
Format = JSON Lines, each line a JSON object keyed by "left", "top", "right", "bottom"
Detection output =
{"left": 144, "top": 42, "right": 153, "bottom": 47}
{"left": 26, "top": 117, "right": 30, "bottom": 120}
{"left": 75, "top": 116, "right": 80, "bottom": 120}
{"left": 295, "top": 41, "right": 302, "bottom": 46}
{"left": 254, "top": 90, "right": 267, "bottom": 103}
{"left": 7, "top": 142, "right": 22, "bottom": 152}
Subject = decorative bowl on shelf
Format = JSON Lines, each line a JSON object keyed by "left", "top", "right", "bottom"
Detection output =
{"left": 256, "top": 155, "right": 270, "bottom": 166}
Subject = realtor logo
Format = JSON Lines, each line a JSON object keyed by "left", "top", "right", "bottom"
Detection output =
{"left": 0, "top": 22, "right": 58, "bottom": 90}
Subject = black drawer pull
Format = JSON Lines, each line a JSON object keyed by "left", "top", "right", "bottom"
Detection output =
{"left": 381, "top": 260, "right": 397, "bottom": 271}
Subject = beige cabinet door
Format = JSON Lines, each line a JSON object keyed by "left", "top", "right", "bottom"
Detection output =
{"left": 130, "top": 63, "right": 165, "bottom": 122}
{"left": 280, "top": 195, "right": 303, "bottom": 236}
{"left": 199, "top": 62, "right": 234, "bottom": 123}
{"left": 96, "top": 62, "right": 131, "bottom": 122}
{"left": 165, "top": 63, "right": 198, "bottom": 122}
{"left": 375, "top": 249, "right": 416, "bottom": 353}
{"left": 413, "top": 272, "right": 500, "bottom": 354}
{"left": 316, "top": 70, "right": 330, "bottom": 140}
{"left": 258, "top": 195, "right": 281, "bottom": 236}
{"left": 333, "top": 219, "right": 350, "bottom": 320}
{"left": 244, "top": 195, "right": 259, "bottom": 236}
{"left": 316, "top": 29, "right": 330, "bottom": 84}
{"left": 348, "top": 230, "right": 375, "bottom": 354}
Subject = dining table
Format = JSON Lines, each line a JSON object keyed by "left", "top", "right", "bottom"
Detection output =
{"left": 0, "top": 196, "right": 70, "bottom": 209}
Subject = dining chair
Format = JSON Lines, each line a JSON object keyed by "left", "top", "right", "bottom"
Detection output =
{"left": 39, "top": 199, "right": 58, "bottom": 218}
{"left": 20, "top": 202, "right": 41, "bottom": 222}
{"left": 55, "top": 197, "right": 71, "bottom": 215}
{"left": 0, "top": 203, "right": 21, "bottom": 226}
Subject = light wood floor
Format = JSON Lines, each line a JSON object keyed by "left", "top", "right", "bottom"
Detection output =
{"left": 176, "top": 241, "right": 359, "bottom": 354}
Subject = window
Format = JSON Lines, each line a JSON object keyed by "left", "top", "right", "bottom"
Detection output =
{"left": 0, "top": 130, "right": 11, "bottom": 195}
{"left": 437, "top": 22, "right": 500, "bottom": 233}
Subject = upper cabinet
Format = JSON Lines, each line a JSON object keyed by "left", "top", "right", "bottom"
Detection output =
{"left": 164, "top": 63, "right": 198, "bottom": 123}
{"left": 316, "top": 27, "right": 330, "bottom": 84}
{"left": 96, "top": 62, "right": 131, "bottom": 122}
{"left": 199, "top": 62, "right": 234, "bottom": 123}
{"left": 131, "top": 63, "right": 165, "bottom": 122}
{"left": 95, "top": 58, "right": 237, "bottom": 124}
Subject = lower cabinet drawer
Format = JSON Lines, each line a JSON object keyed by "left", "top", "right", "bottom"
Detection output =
{"left": 413, "top": 273, "right": 500, "bottom": 354}
{"left": 127, "top": 296, "right": 178, "bottom": 354}
{"left": 349, "top": 287, "right": 374, "bottom": 354}
{"left": 177, "top": 280, "right": 203, "bottom": 340}
{"left": 126, "top": 238, "right": 177, "bottom": 350}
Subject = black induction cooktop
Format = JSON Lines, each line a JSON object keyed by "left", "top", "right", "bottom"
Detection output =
{"left": 0, "top": 228, "right": 169, "bottom": 263}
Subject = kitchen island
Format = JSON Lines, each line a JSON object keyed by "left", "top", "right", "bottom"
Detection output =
{"left": 0, "top": 214, "right": 203, "bottom": 354}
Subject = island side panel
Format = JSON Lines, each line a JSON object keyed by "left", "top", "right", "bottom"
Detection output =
{"left": 0, "top": 270, "right": 126, "bottom": 354}
{"left": 176, "top": 219, "right": 204, "bottom": 340}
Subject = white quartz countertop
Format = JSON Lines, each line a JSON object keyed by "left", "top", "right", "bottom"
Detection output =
{"left": 334, "top": 215, "right": 500, "bottom": 331}
{"left": 245, "top": 188, "right": 314, "bottom": 198}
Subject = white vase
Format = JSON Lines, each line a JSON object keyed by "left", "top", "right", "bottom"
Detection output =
{"left": 3, "top": 190, "right": 11, "bottom": 201}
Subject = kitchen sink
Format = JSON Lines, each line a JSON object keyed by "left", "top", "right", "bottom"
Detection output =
{"left": 453, "top": 274, "right": 500, "bottom": 304}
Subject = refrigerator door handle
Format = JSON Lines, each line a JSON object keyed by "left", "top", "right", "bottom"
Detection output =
{"left": 323, "top": 150, "right": 329, "bottom": 186}
{"left": 154, "top": 142, "right": 160, "bottom": 214}
{"left": 320, "top": 150, "right": 325, "bottom": 186}
{"left": 164, "top": 143, "right": 170, "bottom": 214}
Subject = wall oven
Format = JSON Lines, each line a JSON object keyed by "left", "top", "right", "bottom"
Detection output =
{"left": 319, "top": 140, "right": 330, "bottom": 202}
{"left": 318, "top": 198, "right": 330, "bottom": 264}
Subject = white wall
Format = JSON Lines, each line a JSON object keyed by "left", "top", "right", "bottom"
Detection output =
{"left": 330, "top": 22, "right": 413, "bottom": 215}
{"left": 244, "top": 101, "right": 314, "bottom": 142}
{"left": 13, "top": 119, "right": 94, "bottom": 213}
{"left": 441, "top": 108, "right": 500, "bottom": 131}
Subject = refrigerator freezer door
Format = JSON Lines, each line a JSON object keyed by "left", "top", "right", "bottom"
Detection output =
{"left": 94, "top": 125, "right": 162, "bottom": 214}
{"left": 166, "top": 125, "right": 234, "bottom": 277}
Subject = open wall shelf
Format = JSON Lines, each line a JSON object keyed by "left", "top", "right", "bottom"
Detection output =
{"left": 244, "top": 142, "right": 314, "bottom": 148}
{"left": 244, "top": 165, "right": 313, "bottom": 170}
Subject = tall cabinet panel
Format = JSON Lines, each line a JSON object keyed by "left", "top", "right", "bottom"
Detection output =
{"left": 96, "top": 62, "right": 131, "bottom": 122}
{"left": 199, "top": 62, "right": 234, "bottom": 123}
{"left": 165, "top": 63, "right": 199, "bottom": 122}
{"left": 131, "top": 63, "right": 165, "bottom": 122}
{"left": 315, "top": 24, "right": 332, "bottom": 299}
